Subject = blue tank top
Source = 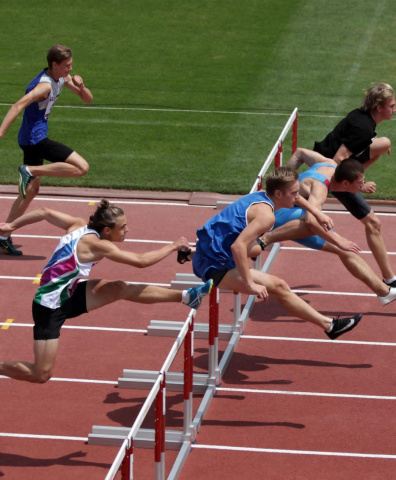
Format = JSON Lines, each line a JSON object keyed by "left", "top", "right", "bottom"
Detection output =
{"left": 18, "top": 69, "right": 65, "bottom": 145}
{"left": 196, "top": 191, "right": 274, "bottom": 269}
{"left": 298, "top": 162, "right": 336, "bottom": 192}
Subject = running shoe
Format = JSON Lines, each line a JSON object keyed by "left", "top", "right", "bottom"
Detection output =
{"left": 18, "top": 165, "right": 33, "bottom": 198}
{"left": 378, "top": 286, "right": 396, "bottom": 306}
{"left": 0, "top": 237, "right": 22, "bottom": 256}
{"left": 325, "top": 314, "right": 362, "bottom": 340}
{"left": 177, "top": 247, "right": 192, "bottom": 264}
{"left": 185, "top": 279, "right": 213, "bottom": 310}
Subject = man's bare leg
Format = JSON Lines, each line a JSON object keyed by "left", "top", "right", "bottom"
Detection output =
{"left": 0, "top": 338, "right": 58, "bottom": 383}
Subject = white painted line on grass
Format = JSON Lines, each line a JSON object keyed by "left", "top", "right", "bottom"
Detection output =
{"left": 192, "top": 443, "right": 396, "bottom": 459}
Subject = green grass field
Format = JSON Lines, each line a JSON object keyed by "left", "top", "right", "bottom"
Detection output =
{"left": 1, "top": 0, "right": 396, "bottom": 197}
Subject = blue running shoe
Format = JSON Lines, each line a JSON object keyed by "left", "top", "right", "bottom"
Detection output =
{"left": 0, "top": 237, "right": 22, "bottom": 256}
{"left": 185, "top": 279, "right": 213, "bottom": 310}
{"left": 18, "top": 165, "right": 33, "bottom": 198}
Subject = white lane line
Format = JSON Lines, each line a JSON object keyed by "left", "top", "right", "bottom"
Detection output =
{"left": 0, "top": 322, "right": 146, "bottom": 334}
{"left": 0, "top": 432, "right": 88, "bottom": 442}
{"left": 217, "top": 387, "right": 396, "bottom": 401}
{"left": 192, "top": 443, "right": 396, "bottom": 459}
{"left": 10, "top": 234, "right": 195, "bottom": 246}
{"left": 241, "top": 335, "right": 396, "bottom": 347}
{"left": 0, "top": 375, "right": 117, "bottom": 385}
{"left": 0, "top": 277, "right": 171, "bottom": 287}
{"left": 0, "top": 195, "right": 214, "bottom": 208}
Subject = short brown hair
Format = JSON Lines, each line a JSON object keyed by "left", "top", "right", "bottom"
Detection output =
{"left": 47, "top": 44, "right": 73, "bottom": 68}
{"left": 265, "top": 166, "right": 298, "bottom": 195}
{"left": 334, "top": 158, "right": 365, "bottom": 183}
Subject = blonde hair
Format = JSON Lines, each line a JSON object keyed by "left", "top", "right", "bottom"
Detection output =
{"left": 265, "top": 166, "right": 298, "bottom": 195}
{"left": 361, "top": 83, "right": 394, "bottom": 111}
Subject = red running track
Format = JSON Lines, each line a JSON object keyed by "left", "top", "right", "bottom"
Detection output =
{"left": 1, "top": 192, "right": 396, "bottom": 479}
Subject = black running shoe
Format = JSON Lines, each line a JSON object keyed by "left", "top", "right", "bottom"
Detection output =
{"left": 0, "top": 237, "right": 22, "bottom": 256}
{"left": 325, "top": 314, "right": 362, "bottom": 340}
{"left": 177, "top": 247, "right": 192, "bottom": 264}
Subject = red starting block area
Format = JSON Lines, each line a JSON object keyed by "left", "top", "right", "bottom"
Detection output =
{"left": 2, "top": 110, "right": 396, "bottom": 479}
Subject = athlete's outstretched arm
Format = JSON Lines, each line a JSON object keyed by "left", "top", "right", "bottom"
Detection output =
{"left": 287, "top": 147, "right": 335, "bottom": 170}
{"left": 0, "top": 208, "right": 85, "bottom": 236}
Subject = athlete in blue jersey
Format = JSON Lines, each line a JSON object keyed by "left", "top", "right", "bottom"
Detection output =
{"left": 0, "top": 200, "right": 213, "bottom": 383}
{"left": 257, "top": 149, "right": 396, "bottom": 306}
{"left": 0, "top": 44, "right": 93, "bottom": 256}
{"left": 183, "top": 167, "right": 363, "bottom": 340}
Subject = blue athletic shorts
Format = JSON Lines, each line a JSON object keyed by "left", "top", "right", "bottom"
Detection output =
{"left": 193, "top": 241, "right": 233, "bottom": 285}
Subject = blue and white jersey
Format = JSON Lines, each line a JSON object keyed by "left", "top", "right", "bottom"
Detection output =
{"left": 18, "top": 69, "right": 65, "bottom": 145}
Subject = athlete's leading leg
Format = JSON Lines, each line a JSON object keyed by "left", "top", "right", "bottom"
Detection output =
{"left": 27, "top": 151, "right": 89, "bottom": 178}
{"left": 85, "top": 278, "right": 212, "bottom": 312}
{"left": 360, "top": 210, "right": 395, "bottom": 281}
{"left": 0, "top": 338, "right": 59, "bottom": 383}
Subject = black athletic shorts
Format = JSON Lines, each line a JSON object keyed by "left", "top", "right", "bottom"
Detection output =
{"left": 206, "top": 268, "right": 229, "bottom": 287}
{"left": 32, "top": 281, "right": 88, "bottom": 340}
{"left": 330, "top": 191, "right": 371, "bottom": 220}
{"left": 20, "top": 138, "right": 74, "bottom": 166}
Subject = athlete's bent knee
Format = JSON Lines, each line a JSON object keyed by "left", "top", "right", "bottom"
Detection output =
{"left": 75, "top": 160, "right": 89, "bottom": 177}
{"left": 33, "top": 369, "right": 52, "bottom": 384}
{"left": 364, "top": 213, "right": 382, "bottom": 235}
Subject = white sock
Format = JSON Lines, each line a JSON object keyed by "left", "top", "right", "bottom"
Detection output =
{"left": 384, "top": 276, "right": 396, "bottom": 285}
{"left": 0, "top": 236, "right": 7, "bottom": 240}
{"left": 181, "top": 289, "right": 189, "bottom": 304}
{"left": 327, "top": 321, "right": 334, "bottom": 333}
{"left": 25, "top": 166, "right": 33, "bottom": 176}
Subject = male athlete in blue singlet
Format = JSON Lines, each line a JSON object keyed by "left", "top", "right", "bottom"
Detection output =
{"left": 0, "top": 44, "right": 93, "bottom": 256}
{"left": 257, "top": 148, "right": 396, "bottom": 306}
{"left": 191, "top": 166, "right": 363, "bottom": 340}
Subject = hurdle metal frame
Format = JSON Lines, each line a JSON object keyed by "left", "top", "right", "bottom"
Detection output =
{"left": 89, "top": 107, "right": 298, "bottom": 479}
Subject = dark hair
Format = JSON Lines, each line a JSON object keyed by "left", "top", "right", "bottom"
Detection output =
{"left": 334, "top": 158, "right": 364, "bottom": 183}
{"left": 265, "top": 166, "right": 298, "bottom": 195}
{"left": 88, "top": 199, "right": 125, "bottom": 233}
{"left": 47, "top": 44, "right": 73, "bottom": 68}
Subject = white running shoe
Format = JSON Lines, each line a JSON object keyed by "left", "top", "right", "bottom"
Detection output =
{"left": 378, "top": 286, "right": 396, "bottom": 306}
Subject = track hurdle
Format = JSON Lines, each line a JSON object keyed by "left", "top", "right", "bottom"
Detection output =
{"left": 91, "top": 107, "right": 299, "bottom": 479}
{"left": 89, "top": 310, "right": 197, "bottom": 480}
